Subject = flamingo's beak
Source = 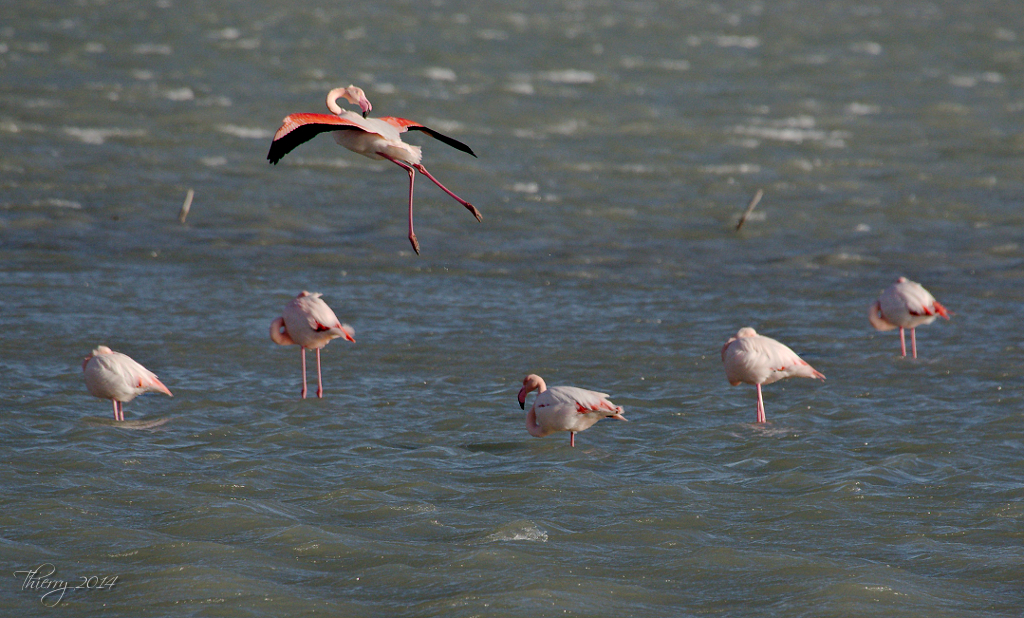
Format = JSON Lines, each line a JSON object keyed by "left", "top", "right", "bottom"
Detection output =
{"left": 359, "top": 96, "right": 372, "bottom": 118}
{"left": 517, "top": 388, "right": 527, "bottom": 410}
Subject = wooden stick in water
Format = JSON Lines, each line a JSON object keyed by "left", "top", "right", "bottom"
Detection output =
{"left": 735, "top": 188, "right": 763, "bottom": 232}
{"left": 179, "top": 188, "right": 194, "bottom": 224}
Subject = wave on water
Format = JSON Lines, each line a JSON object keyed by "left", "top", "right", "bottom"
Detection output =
{"left": 481, "top": 520, "right": 548, "bottom": 543}
{"left": 425, "top": 67, "right": 457, "bottom": 82}
{"left": 82, "top": 417, "right": 172, "bottom": 430}
{"left": 731, "top": 116, "right": 849, "bottom": 147}
{"left": 164, "top": 87, "right": 195, "bottom": 101}
{"left": 539, "top": 70, "right": 596, "bottom": 84}
{"left": 216, "top": 124, "right": 274, "bottom": 139}
{"left": 30, "top": 198, "right": 82, "bottom": 209}
{"left": 63, "top": 127, "right": 146, "bottom": 144}
{"left": 132, "top": 43, "right": 172, "bottom": 55}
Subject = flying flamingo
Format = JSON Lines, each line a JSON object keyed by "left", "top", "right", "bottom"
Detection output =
{"left": 267, "top": 85, "right": 480, "bottom": 255}
{"left": 270, "top": 291, "right": 355, "bottom": 399}
{"left": 516, "top": 374, "right": 627, "bottom": 447}
{"left": 721, "top": 328, "right": 825, "bottom": 423}
{"left": 82, "top": 346, "right": 173, "bottom": 421}
{"left": 869, "top": 276, "right": 950, "bottom": 358}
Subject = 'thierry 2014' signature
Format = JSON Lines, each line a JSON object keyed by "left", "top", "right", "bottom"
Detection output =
{"left": 13, "top": 563, "right": 118, "bottom": 607}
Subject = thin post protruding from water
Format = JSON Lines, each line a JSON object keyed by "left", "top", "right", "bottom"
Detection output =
{"left": 179, "top": 188, "right": 194, "bottom": 224}
{"left": 735, "top": 188, "right": 764, "bottom": 232}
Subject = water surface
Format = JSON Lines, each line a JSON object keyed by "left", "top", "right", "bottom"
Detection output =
{"left": 2, "top": 1, "right": 1023, "bottom": 616}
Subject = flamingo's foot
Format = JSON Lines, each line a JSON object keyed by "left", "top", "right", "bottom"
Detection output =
{"left": 466, "top": 203, "right": 482, "bottom": 222}
{"left": 409, "top": 233, "right": 421, "bottom": 255}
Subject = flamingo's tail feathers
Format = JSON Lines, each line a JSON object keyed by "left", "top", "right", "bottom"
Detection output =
{"left": 339, "top": 324, "right": 356, "bottom": 343}
{"left": 932, "top": 300, "right": 951, "bottom": 319}
{"left": 147, "top": 376, "right": 173, "bottom": 397}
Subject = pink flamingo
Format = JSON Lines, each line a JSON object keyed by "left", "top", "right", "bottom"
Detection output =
{"left": 82, "top": 346, "right": 172, "bottom": 421}
{"left": 517, "top": 374, "right": 627, "bottom": 447}
{"left": 721, "top": 328, "right": 825, "bottom": 423}
{"left": 270, "top": 291, "right": 355, "bottom": 399}
{"left": 267, "top": 85, "right": 480, "bottom": 255}
{"left": 869, "top": 276, "right": 950, "bottom": 358}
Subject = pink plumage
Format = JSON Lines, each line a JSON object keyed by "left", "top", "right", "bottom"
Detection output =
{"left": 82, "top": 346, "right": 172, "bottom": 421}
{"left": 270, "top": 291, "right": 355, "bottom": 399}
{"left": 721, "top": 328, "right": 825, "bottom": 423}
{"left": 517, "top": 374, "right": 627, "bottom": 447}
{"left": 868, "top": 276, "right": 950, "bottom": 358}
{"left": 267, "top": 85, "right": 480, "bottom": 255}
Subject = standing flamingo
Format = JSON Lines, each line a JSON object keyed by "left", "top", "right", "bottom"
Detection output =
{"left": 869, "top": 276, "right": 950, "bottom": 358}
{"left": 270, "top": 291, "right": 355, "bottom": 399}
{"left": 267, "top": 85, "right": 480, "bottom": 255}
{"left": 82, "top": 346, "right": 173, "bottom": 421}
{"left": 516, "top": 374, "right": 627, "bottom": 447}
{"left": 721, "top": 328, "right": 825, "bottom": 423}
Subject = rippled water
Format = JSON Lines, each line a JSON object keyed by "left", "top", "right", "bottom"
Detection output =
{"left": 2, "top": 0, "right": 1023, "bottom": 615}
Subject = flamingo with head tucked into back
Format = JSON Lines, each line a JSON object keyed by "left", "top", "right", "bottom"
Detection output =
{"left": 267, "top": 85, "right": 480, "bottom": 255}
{"left": 868, "top": 276, "right": 950, "bottom": 358}
{"left": 270, "top": 291, "right": 355, "bottom": 399}
{"left": 516, "top": 374, "right": 627, "bottom": 447}
{"left": 82, "top": 346, "right": 173, "bottom": 421}
{"left": 721, "top": 328, "right": 825, "bottom": 423}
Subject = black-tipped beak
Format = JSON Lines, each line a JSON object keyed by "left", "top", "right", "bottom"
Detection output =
{"left": 362, "top": 111, "right": 368, "bottom": 119}
{"left": 519, "top": 400, "right": 525, "bottom": 410}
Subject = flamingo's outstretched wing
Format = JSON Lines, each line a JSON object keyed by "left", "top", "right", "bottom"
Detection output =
{"left": 267, "top": 113, "right": 366, "bottom": 164}
{"left": 377, "top": 116, "right": 477, "bottom": 158}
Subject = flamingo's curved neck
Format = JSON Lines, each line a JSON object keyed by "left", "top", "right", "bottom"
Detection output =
{"left": 326, "top": 90, "right": 345, "bottom": 115}
{"left": 868, "top": 301, "right": 896, "bottom": 331}
{"left": 525, "top": 408, "right": 549, "bottom": 438}
{"left": 326, "top": 86, "right": 371, "bottom": 118}
{"left": 270, "top": 317, "right": 296, "bottom": 346}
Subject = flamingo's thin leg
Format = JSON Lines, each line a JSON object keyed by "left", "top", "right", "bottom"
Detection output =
{"left": 413, "top": 163, "right": 481, "bottom": 221}
{"left": 378, "top": 153, "right": 420, "bottom": 254}
{"left": 899, "top": 327, "right": 907, "bottom": 357}
{"left": 300, "top": 348, "right": 308, "bottom": 399}
{"left": 316, "top": 348, "right": 324, "bottom": 399}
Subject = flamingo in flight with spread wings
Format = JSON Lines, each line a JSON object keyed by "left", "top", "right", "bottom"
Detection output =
{"left": 267, "top": 85, "right": 480, "bottom": 255}
{"left": 721, "top": 328, "right": 825, "bottom": 423}
{"left": 517, "top": 374, "right": 627, "bottom": 447}
{"left": 270, "top": 291, "right": 355, "bottom": 399}
{"left": 868, "top": 276, "right": 950, "bottom": 358}
{"left": 82, "top": 346, "right": 173, "bottom": 421}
